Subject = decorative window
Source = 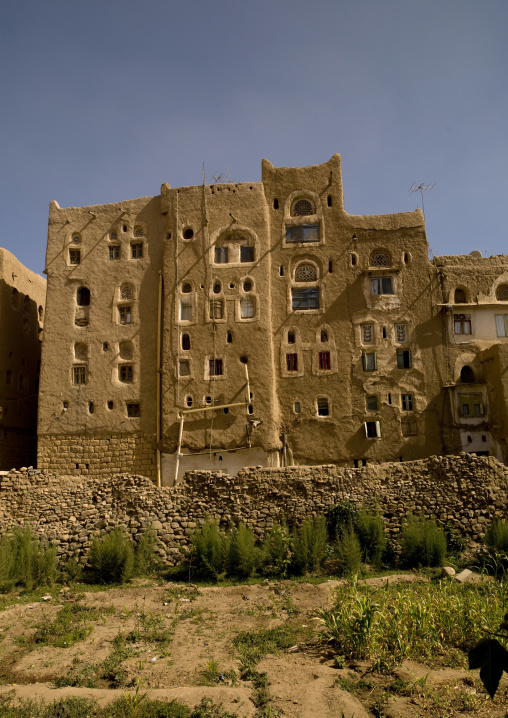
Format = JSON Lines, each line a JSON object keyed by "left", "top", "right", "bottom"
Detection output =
{"left": 209, "top": 300, "right": 224, "bottom": 320}
{"left": 240, "top": 246, "right": 255, "bottom": 262}
{"left": 77, "top": 287, "right": 90, "bottom": 306}
{"left": 366, "top": 395, "right": 378, "bottom": 411}
{"left": 319, "top": 351, "right": 331, "bottom": 370}
{"left": 361, "top": 324, "right": 373, "bottom": 344}
{"left": 496, "top": 284, "right": 508, "bottom": 301}
{"left": 364, "top": 421, "right": 381, "bottom": 438}
{"left": 69, "top": 249, "right": 81, "bottom": 265}
{"left": 182, "top": 334, "right": 190, "bottom": 351}
{"left": 286, "top": 353, "right": 298, "bottom": 371}
{"left": 240, "top": 298, "right": 255, "bottom": 319}
{"left": 370, "top": 277, "right": 393, "bottom": 295}
{"left": 317, "top": 397, "right": 329, "bottom": 416}
{"left": 182, "top": 282, "right": 192, "bottom": 293}
{"left": 454, "top": 288, "right": 467, "bottom": 303}
{"left": 131, "top": 243, "right": 143, "bottom": 258}
{"left": 401, "top": 393, "right": 413, "bottom": 411}
{"left": 109, "top": 231, "right": 118, "bottom": 240}
{"left": 209, "top": 359, "right": 223, "bottom": 376}
{"left": 120, "top": 283, "right": 133, "bottom": 300}
{"left": 119, "top": 342, "right": 132, "bottom": 360}
{"left": 109, "top": 245, "right": 120, "bottom": 260}
{"left": 180, "top": 300, "right": 192, "bottom": 321}
{"left": 119, "top": 306, "right": 132, "bottom": 324}
{"left": 362, "top": 352, "right": 377, "bottom": 372}
{"left": 401, "top": 419, "right": 417, "bottom": 436}
{"left": 292, "top": 199, "right": 314, "bottom": 216}
{"left": 288, "top": 330, "right": 295, "bottom": 344}
{"left": 179, "top": 360, "right": 190, "bottom": 377}
{"left": 285, "top": 224, "right": 320, "bottom": 244}
{"left": 119, "top": 365, "right": 133, "bottom": 382}
{"left": 396, "top": 350, "right": 412, "bottom": 369}
{"left": 292, "top": 287, "right": 319, "bottom": 310}
{"left": 127, "top": 403, "right": 140, "bottom": 417}
{"left": 454, "top": 314, "right": 471, "bottom": 335}
{"left": 214, "top": 247, "right": 229, "bottom": 264}
{"left": 459, "top": 394, "right": 484, "bottom": 417}
{"left": 321, "top": 330, "right": 328, "bottom": 342}
{"left": 495, "top": 315, "right": 508, "bottom": 337}
{"left": 71, "top": 234, "right": 81, "bottom": 244}
{"left": 369, "top": 250, "right": 391, "bottom": 267}
{"left": 134, "top": 226, "right": 144, "bottom": 238}
{"left": 75, "top": 343, "right": 88, "bottom": 360}
{"left": 295, "top": 264, "right": 317, "bottom": 282}
{"left": 73, "top": 366, "right": 86, "bottom": 385}
{"left": 460, "top": 365, "right": 475, "bottom": 383}
{"left": 395, "top": 324, "right": 407, "bottom": 342}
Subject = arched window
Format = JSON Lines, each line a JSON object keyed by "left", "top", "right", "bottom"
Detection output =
{"left": 119, "top": 341, "right": 133, "bottom": 360}
{"left": 460, "top": 365, "right": 475, "bottom": 383}
{"left": 369, "top": 250, "right": 391, "bottom": 267}
{"left": 295, "top": 264, "right": 318, "bottom": 282}
{"left": 321, "top": 330, "right": 328, "bottom": 342}
{"left": 11, "top": 288, "right": 19, "bottom": 309}
{"left": 292, "top": 199, "right": 315, "bottom": 216}
{"left": 120, "top": 283, "right": 133, "bottom": 300}
{"left": 134, "top": 226, "right": 144, "bottom": 238}
{"left": 496, "top": 284, "right": 508, "bottom": 301}
{"left": 181, "top": 282, "right": 192, "bottom": 293}
{"left": 288, "top": 330, "right": 295, "bottom": 344}
{"left": 454, "top": 288, "right": 467, "bottom": 304}
{"left": 77, "top": 287, "right": 90, "bottom": 306}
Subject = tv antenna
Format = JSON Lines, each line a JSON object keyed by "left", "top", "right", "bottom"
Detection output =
{"left": 409, "top": 182, "right": 435, "bottom": 222}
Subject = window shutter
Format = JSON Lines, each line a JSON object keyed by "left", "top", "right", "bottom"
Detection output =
{"left": 375, "top": 421, "right": 381, "bottom": 438}
{"left": 363, "top": 422, "right": 369, "bottom": 438}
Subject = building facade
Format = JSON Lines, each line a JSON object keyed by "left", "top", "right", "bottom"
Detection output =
{"left": 0, "top": 248, "right": 46, "bottom": 470}
{"left": 37, "top": 155, "right": 508, "bottom": 484}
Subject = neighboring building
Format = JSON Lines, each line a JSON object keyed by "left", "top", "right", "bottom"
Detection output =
{"left": 0, "top": 248, "right": 46, "bottom": 470}
{"left": 37, "top": 154, "right": 508, "bottom": 484}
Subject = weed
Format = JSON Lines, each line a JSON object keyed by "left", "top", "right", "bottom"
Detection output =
{"left": 486, "top": 519, "right": 508, "bottom": 554}
{"left": 335, "top": 526, "right": 362, "bottom": 577}
{"left": 291, "top": 516, "right": 327, "bottom": 574}
{"left": 234, "top": 625, "right": 299, "bottom": 667}
{"left": 88, "top": 527, "right": 135, "bottom": 584}
{"left": 27, "top": 602, "right": 113, "bottom": 649}
{"left": 326, "top": 500, "right": 360, "bottom": 538}
{"left": 399, "top": 515, "right": 447, "bottom": 568}
{"left": 188, "top": 521, "right": 229, "bottom": 581}
{"left": 227, "top": 524, "right": 262, "bottom": 579}
{"left": 134, "top": 528, "right": 159, "bottom": 577}
{"left": 355, "top": 511, "right": 386, "bottom": 565}
{"left": 261, "top": 523, "right": 292, "bottom": 577}
{"left": 0, "top": 526, "right": 57, "bottom": 592}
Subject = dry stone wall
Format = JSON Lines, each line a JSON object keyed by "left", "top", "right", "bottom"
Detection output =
{"left": 0, "top": 453, "right": 507, "bottom": 564}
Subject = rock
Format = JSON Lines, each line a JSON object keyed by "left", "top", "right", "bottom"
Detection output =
{"left": 454, "top": 569, "right": 473, "bottom": 583}
{"left": 441, "top": 566, "right": 456, "bottom": 578}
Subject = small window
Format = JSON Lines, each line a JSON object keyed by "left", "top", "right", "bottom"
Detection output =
{"left": 279, "top": 265, "right": 284, "bottom": 276}
{"left": 109, "top": 245, "right": 120, "bottom": 260}
{"left": 63, "top": 400, "right": 69, "bottom": 409}
{"left": 369, "top": 250, "right": 391, "bottom": 267}
{"left": 121, "top": 283, "right": 133, "bottom": 300}
{"left": 496, "top": 284, "right": 508, "bottom": 301}
{"left": 460, "top": 365, "right": 475, "bottom": 383}
{"left": 182, "top": 333, "right": 190, "bottom": 351}
{"left": 179, "top": 360, "right": 190, "bottom": 377}
{"left": 364, "top": 421, "right": 381, "bottom": 438}
{"left": 286, "top": 353, "right": 298, "bottom": 371}
{"left": 401, "top": 419, "right": 417, "bottom": 436}
{"left": 183, "top": 228, "right": 194, "bottom": 240}
{"left": 366, "top": 395, "right": 378, "bottom": 411}
{"left": 454, "top": 288, "right": 467, "bottom": 303}
{"left": 77, "top": 287, "right": 90, "bottom": 306}
{"left": 286, "top": 224, "right": 320, "bottom": 244}
{"left": 213, "top": 282, "right": 221, "bottom": 294}
{"left": 131, "top": 243, "right": 143, "bottom": 258}
{"left": 351, "top": 253, "right": 357, "bottom": 266}
{"left": 89, "top": 401, "right": 94, "bottom": 414}
{"left": 319, "top": 351, "right": 331, "bottom": 370}
{"left": 209, "top": 300, "right": 224, "bottom": 320}
{"left": 361, "top": 324, "right": 373, "bottom": 344}
{"left": 75, "top": 343, "right": 88, "bottom": 360}
{"left": 459, "top": 394, "right": 484, "bottom": 417}
{"left": 292, "top": 288, "right": 319, "bottom": 310}
{"left": 240, "top": 246, "right": 255, "bottom": 263}
{"left": 292, "top": 199, "right": 314, "bottom": 216}
{"left": 227, "top": 331, "right": 233, "bottom": 343}
{"left": 495, "top": 314, "right": 508, "bottom": 337}
{"left": 119, "top": 305, "right": 132, "bottom": 324}
{"left": 395, "top": 324, "right": 407, "bottom": 342}
{"left": 109, "top": 231, "right": 118, "bottom": 240}
{"left": 182, "top": 282, "right": 192, "bottom": 293}
{"left": 382, "top": 327, "right": 387, "bottom": 339}
{"left": 401, "top": 393, "right": 413, "bottom": 411}
{"left": 38, "top": 306, "right": 44, "bottom": 322}
{"left": 214, "top": 247, "right": 228, "bottom": 264}
{"left": 396, "top": 350, "right": 412, "bottom": 369}
{"left": 73, "top": 366, "right": 86, "bottom": 385}
{"left": 327, "top": 195, "right": 332, "bottom": 207}
{"left": 71, "top": 233, "right": 81, "bottom": 244}
{"left": 294, "top": 401, "right": 301, "bottom": 414}
{"left": 370, "top": 277, "right": 393, "bottom": 295}
{"left": 69, "top": 249, "right": 81, "bottom": 265}
{"left": 103, "top": 342, "right": 109, "bottom": 351}
{"left": 243, "top": 280, "right": 253, "bottom": 292}
{"left": 185, "top": 395, "right": 193, "bottom": 408}
{"left": 134, "top": 226, "right": 144, "bottom": 238}
{"left": 273, "top": 198, "right": 279, "bottom": 209}
{"left": 317, "top": 397, "right": 329, "bottom": 417}
{"left": 119, "top": 342, "right": 132, "bottom": 360}
{"left": 288, "top": 330, "right": 295, "bottom": 344}
{"left": 205, "top": 396, "right": 212, "bottom": 405}
{"left": 119, "top": 365, "right": 133, "bottom": 382}
{"left": 295, "top": 264, "right": 318, "bottom": 282}
{"left": 209, "top": 359, "right": 223, "bottom": 376}
{"left": 454, "top": 314, "right": 471, "bottom": 335}
{"left": 328, "top": 260, "right": 333, "bottom": 274}
{"left": 127, "top": 403, "right": 140, "bottom": 417}
{"left": 240, "top": 298, "right": 255, "bottom": 319}
{"left": 362, "top": 352, "right": 377, "bottom": 372}
{"left": 180, "top": 300, "right": 192, "bottom": 321}
{"left": 107, "top": 400, "right": 114, "bottom": 410}
{"left": 321, "top": 330, "right": 328, "bottom": 342}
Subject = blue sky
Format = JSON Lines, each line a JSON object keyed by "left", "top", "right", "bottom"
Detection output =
{"left": 1, "top": 0, "right": 507, "bottom": 274}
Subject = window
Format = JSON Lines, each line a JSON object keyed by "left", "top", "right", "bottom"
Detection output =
{"left": 69, "top": 249, "right": 81, "bottom": 265}
{"left": 77, "top": 287, "right": 90, "bottom": 306}
{"left": 369, "top": 250, "right": 391, "bottom": 267}
{"left": 180, "top": 300, "right": 192, "bottom": 321}
{"left": 240, "top": 298, "right": 255, "bottom": 319}
{"left": 459, "top": 394, "right": 484, "bottom": 417}
{"left": 286, "top": 353, "right": 298, "bottom": 371}
{"left": 127, "top": 403, "right": 140, "bottom": 417}
{"left": 185, "top": 395, "right": 193, "bottom": 408}
{"left": 370, "top": 277, "right": 393, "bottom": 295}
{"left": 131, "top": 243, "right": 143, "bottom": 258}
{"left": 182, "top": 282, "right": 192, "bottom": 293}
{"left": 319, "top": 351, "right": 331, "bottom": 370}
{"left": 292, "top": 199, "right": 314, "bottom": 216}
{"left": 214, "top": 247, "right": 228, "bottom": 264}
{"left": 317, "top": 397, "right": 329, "bottom": 416}
{"left": 107, "top": 400, "right": 114, "bottom": 410}
{"left": 454, "top": 314, "right": 471, "bottom": 334}
{"left": 285, "top": 224, "right": 320, "bottom": 243}
{"left": 227, "top": 331, "right": 233, "bottom": 343}
{"left": 209, "top": 359, "right": 223, "bottom": 376}
{"left": 134, "top": 226, "right": 144, "bottom": 238}
{"left": 183, "top": 228, "right": 194, "bottom": 240}
{"left": 119, "top": 342, "right": 132, "bottom": 359}
{"left": 121, "top": 283, "right": 133, "bottom": 300}
{"left": 295, "top": 264, "right": 317, "bottom": 282}
{"left": 397, "top": 350, "right": 412, "bottom": 369}
{"left": 460, "top": 365, "right": 475, "bottom": 383}
{"left": 119, "top": 365, "right": 133, "bottom": 382}
{"left": 182, "top": 334, "right": 190, "bottom": 350}
{"left": 364, "top": 421, "right": 381, "bottom": 438}
{"left": 366, "top": 395, "right": 378, "bottom": 411}
{"left": 73, "top": 366, "right": 86, "bottom": 384}
{"left": 243, "top": 280, "right": 253, "bottom": 292}
{"left": 109, "top": 245, "right": 120, "bottom": 260}
{"left": 19, "top": 374, "right": 29, "bottom": 392}
{"left": 495, "top": 315, "right": 508, "bottom": 337}
{"left": 395, "top": 324, "right": 407, "bottom": 342}
{"left": 401, "top": 393, "right": 413, "bottom": 411}
{"left": 292, "top": 287, "right": 319, "bottom": 310}
{"left": 496, "top": 284, "right": 508, "bottom": 300}
{"left": 288, "top": 330, "right": 295, "bottom": 344}
{"left": 119, "top": 305, "right": 132, "bottom": 324}
{"left": 362, "top": 352, "right": 377, "bottom": 372}
{"left": 401, "top": 419, "right": 417, "bottom": 436}
{"left": 294, "top": 401, "right": 301, "bottom": 414}
{"left": 75, "top": 343, "right": 88, "bottom": 360}
{"left": 179, "top": 360, "right": 190, "bottom": 377}
{"left": 110, "top": 231, "right": 118, "bottom": 240}
{"left": 38, "top": 306, "right": 44, "bottom": 322}
{"left": 209, "top": 300, "right": 224, "bottom": 320}
{"left": 361, "top": 324, "right": 373, "bottom": 344}
{"left": 454, "top": 288, "right": 467, "bottom": 303}
{"left": 240, "top": 246, "right": 255, "bottom": 262}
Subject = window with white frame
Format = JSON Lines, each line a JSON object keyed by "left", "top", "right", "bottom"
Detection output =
{"left": 317, "top": 397, "right": 329, "bottom": 416}
{"left": 209, "top": 300, "right": 224, "bottom": 320}
{"left": 454, "top": 314, "right": 471, "bottom": 335}
{"left": 364, "top": 421, "right": 381, "bottom": 438}
{"left": 362, "top": 352, "right": 377, "bottom": 372}
{"left": 73, "top": 365, "right": 86, "bottom": 385}
{"left": 179, "top": 360, "right": 190, "bottom": 377}
{"left": 180, "top": 300, "right": 192, "bottom": 321}
{"left": 401, "top": 393, "right": 413, "bottom": 411}
{"left": 119, "top": 305, "right": 132, "bottom": 324}
{"left": 240, "top": 298, "right": 255, "bottom": 318}
{"left": 370, "top": 277, "right": 393, "bottom": 295}
{"left": 214, "top": 246, "right": 228, "bottom": 264}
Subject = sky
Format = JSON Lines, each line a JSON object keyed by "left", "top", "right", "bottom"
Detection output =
{"left": 1, "top": 0, "right": 507, "bottom": 275}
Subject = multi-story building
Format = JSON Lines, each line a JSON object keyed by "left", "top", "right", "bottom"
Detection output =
{"left": 37, "top": 154, "right": 508, "bottom": 484}
{"left": 0, "top": 248, "right": 46, "bottom": 470}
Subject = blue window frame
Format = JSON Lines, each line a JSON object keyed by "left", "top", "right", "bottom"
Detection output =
{"left": 292, "top": 288, "right": 319, "bottom": 310}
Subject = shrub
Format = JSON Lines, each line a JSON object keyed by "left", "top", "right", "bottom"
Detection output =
{"left": 356, "top": 510, "right": 386, "bottom": 565}
{"left": 326, "top": 500, "right": 359, "bottom": 538}
{"left": 227, "top": 523, "right": 261, "bottom": 578}
{"left": 335, "top": 526, "right": 362, "bottom": 576}
{"left": 0, "top": 525, "right": 57, "bottom": 591}
{"left": 291, "top": 516, "right": 327, "bottom": 574}
{"left": 261, "top": 522, "right": 291, "bottom": 577}
{"left": 400, "top": 515, "right": 447, "bottom": 568}
{"left": 88, "top": 527, "right": 134, "bottom": 584}
{"left": 485, "top": 519, "right": 508, "bottom": 554}
{"left": 188, "top": 520, "right": 228, "bottom": 581}
{"left": 134, "top": 527, "right": 158, "bottom": 576}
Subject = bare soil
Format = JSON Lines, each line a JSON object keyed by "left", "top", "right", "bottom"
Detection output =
{"left": 0, "top": 576, "right": 506, "bottom": 717}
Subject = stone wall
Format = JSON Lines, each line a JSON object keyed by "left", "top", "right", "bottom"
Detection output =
{"left": 0, "top": 453, "right": 507, "bottom": 565}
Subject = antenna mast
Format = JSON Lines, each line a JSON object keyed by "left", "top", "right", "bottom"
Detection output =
{"left": 409, "top": 182, "right": 435, "bottom": 222}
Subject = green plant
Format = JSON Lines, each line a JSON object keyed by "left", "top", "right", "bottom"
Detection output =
{"left": 485, "top": 519, "right": 508, "bottom": 555}
{"left": 326, "top": 500, "right": 359, "bottom": 538}
{"left": 0, "top": 526, "right": 57, "bottom": 591}
{"left": 355, "top": 510, "right": 386, "bottom": 565}
{"left": 88, "top": 527, "right": 135, "bottom": 584}
{"left": 399, "top": 515, "right": 446, "bottom": 568}
{"left": 234, "top": 625, "right": 299, "bottom": 667}
{"left": 261, "top": 523, "right": 292, "bottom": 577}
{"left": 30, "top": 602, "right": 110, "bottom": 648}
{"left": 227, "top": 523, "right": 262, "bottom": 578}
{"left": 188, "top": 521, "right": 229, "bottom": 581}
{"left": 335, "top": 526, "right": 362, "bottom": 577}
{"left": 291, "top": 516, "right": 327, "bottom": 574}
{"left": 134, "top": 528, "right": 159, "bottom": 576}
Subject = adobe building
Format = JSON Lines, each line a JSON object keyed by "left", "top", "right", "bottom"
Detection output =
{"left": 37, "top": 154, "right": 508, "bottom": 485}
{"left": 0, "top": 248, "right": 46, "bottom": 470}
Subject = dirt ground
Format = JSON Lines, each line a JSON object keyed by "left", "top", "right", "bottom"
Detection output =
{"left": 0, "top": 576, "right": 506, "bottom": 717}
